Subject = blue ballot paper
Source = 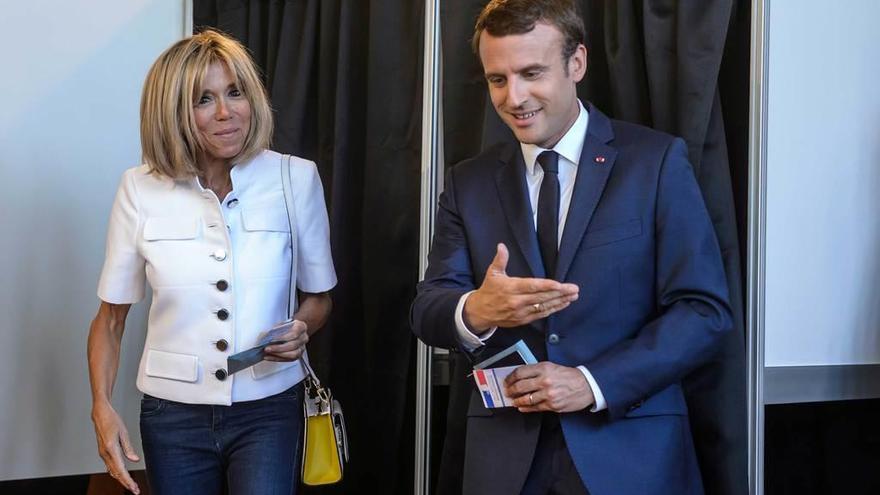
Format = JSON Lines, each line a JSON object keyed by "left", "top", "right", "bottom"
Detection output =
{"left": 472, "top": 340, "right": 538, "bottom": 408}
{"left": 227, "top": 320, "right": 295, "bottom": 375}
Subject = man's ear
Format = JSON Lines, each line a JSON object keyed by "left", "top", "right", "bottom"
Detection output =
{"left": 569, "top": 44, "right": 588, "bottom": 82}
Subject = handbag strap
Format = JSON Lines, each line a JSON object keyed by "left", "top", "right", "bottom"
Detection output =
{"left": 280, "top": 154, "right": 324, "bottom": 391}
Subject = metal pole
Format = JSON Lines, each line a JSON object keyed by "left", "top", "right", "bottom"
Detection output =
{"left": 183, "top": 0, "right": 193, "bottom": 36}
{"left": 747, "top": 0, "right": 770, "bottom": 493}
{"left": 416, "top": 0, "right": 443, "bottom": 493}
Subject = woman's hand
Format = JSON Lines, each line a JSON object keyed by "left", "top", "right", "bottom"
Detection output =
{"left": 87, "top": 302, "right": 139, "bottom": 493}
{"left": 263, "top": 319, "right": 309, "bottom": 361}
{"left": 91, "top": 401, "right": 141, "bottom": 494}
{"left": 263, "top": 292, "right": 332, "bottom": 361}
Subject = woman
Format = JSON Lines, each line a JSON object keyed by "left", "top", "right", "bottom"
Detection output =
{"left": 87, "top": 30, "right": 335, "bottom": 495}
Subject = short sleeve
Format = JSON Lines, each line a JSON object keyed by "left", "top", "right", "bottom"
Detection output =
{"left": 292, "top": 159, "right": 337, "bottom": 293}
{"left": 97, "top": 169, "right": 146, "bottom": 304}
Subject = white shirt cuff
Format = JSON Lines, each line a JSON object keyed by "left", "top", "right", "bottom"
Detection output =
{"left": 577, "top": 365, "right": 607, "bottom": 412}
{"left": 454, "top": 291, "right": 497, "bottom": 351}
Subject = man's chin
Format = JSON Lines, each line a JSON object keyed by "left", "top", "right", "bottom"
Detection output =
{"left": 512, "top": 131, "right": 543, "bottom": 146}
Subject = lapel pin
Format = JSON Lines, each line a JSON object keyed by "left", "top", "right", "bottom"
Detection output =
{"left": 594, "top": 155, "right": 606, "bottom": 164}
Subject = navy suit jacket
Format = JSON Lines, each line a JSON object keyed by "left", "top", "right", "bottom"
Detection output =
{"left": 411, "top": 104, "right": 732, "bottom": 495}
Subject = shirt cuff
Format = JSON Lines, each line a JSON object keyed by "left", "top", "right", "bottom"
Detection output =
{"left": 454, "top": 291, "right": 497, "bottom": 351}
{"left": 577, "top": 365, "right": 607, "bottom": 412}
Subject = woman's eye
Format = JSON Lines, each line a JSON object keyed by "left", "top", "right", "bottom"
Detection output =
{"left": 197, "top": 95, "right": 212, "bottom": 105}
{"left": 229, "top": 88, "right": 243, "bottom": 97}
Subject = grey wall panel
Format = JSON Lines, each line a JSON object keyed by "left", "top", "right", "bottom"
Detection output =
{"left": 764, "top": 0, "right": 880, "bottom": 369}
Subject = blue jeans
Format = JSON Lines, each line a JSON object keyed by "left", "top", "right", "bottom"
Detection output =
{"left": 139, "top": 383, "right": 303, "bottom": 495}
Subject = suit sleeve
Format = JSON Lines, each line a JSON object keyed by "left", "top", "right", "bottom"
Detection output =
{"left": 587, "top": 138, "right": 734, "bottom": 420}
{"left": 410, "top": 168, "right": 476, "bottom": 350}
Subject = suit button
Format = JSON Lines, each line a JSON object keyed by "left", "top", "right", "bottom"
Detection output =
{"left": 548, "top": 333, "right": 560, "bottom": 344}
{"left": 217, "top": 309, "right": 229, "bottom": 321}
{"left": 216, "top": 280, "right": 229, "bottom": 291}
{"left": 211, "top": 249, "right": 227, "bottom": 261}
{"left": 216, "top": 339, "right": 229, "bottom": 351}
{"left": 215, "top": 369, "right": 228, "bottom": 381}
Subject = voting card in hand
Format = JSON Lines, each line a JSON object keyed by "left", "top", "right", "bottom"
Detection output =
{"left": 473, "top": 366, "right": 521, "bottom": 408}
{"left": 227, "top": 320, "right": 294, "bottom": 375}
{"left": 471, "top": 340, "right": 538, "bottom": 408}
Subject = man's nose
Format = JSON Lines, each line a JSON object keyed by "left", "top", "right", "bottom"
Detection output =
{"left": 505, "top": 79, "right": 527, "bottom": 108}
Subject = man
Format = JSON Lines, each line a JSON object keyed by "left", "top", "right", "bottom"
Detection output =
{"left": 411, "top": 0, "right": 732, "bottom": 494}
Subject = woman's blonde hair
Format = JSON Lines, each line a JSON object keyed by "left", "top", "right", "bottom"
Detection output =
{"left": 140, "top": 29, "right": 273, "bottom": 178}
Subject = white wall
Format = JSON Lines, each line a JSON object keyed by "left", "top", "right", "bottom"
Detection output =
{"left": 0, "top": 0, "right": 186, "bottom": 480}
{"left": 764, "top": 0, "right": 880, "bottom": 367}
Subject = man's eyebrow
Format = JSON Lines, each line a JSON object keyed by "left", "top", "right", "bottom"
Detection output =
{"left": 517, "top": 64, "right": 549, "bottom": 73}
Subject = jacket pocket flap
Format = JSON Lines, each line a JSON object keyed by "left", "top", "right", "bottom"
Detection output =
{"left": 625, "top": 383, "right": 688, "bottom": 418}
{"left": 144, "top": 349, "right": 199, "bottom": 382}
{"left": 585, "top": 218, "right": 642, "bottom": 248}
{"left": 241, "top": 207, "right": 290, "bottom": 233}
{"left": 143, "top": 217, "right": 199, "bottom": 241}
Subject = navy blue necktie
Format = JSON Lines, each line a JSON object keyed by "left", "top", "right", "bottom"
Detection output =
{"left": 536, "top": 150, "right": 560, "bottom": 278}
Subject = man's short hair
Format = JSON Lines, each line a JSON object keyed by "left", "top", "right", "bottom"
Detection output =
{"left": 472, "top": 0, "right": 586, "bottom": 62}
{"left": 140, "top": 29, "right": 273, "bottom": 179}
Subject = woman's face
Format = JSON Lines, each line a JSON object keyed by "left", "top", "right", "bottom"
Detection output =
{"left": 193, "top": 62, "right": 252, "bottom": 165}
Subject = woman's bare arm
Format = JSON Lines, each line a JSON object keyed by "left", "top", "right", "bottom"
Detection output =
{"left": 87, "top": 301, "right": 141, "bottom": 494}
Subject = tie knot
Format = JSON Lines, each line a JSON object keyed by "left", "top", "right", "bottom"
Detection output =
{"left": 537, "top": 150, "right": 559, "bottom": 174}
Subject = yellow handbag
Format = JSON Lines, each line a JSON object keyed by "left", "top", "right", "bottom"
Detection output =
{"left": 281, "top": 154, "right": 350, "bottom": 485}
{"left": 301, "top": 358, "right": 349, "bottom": 486}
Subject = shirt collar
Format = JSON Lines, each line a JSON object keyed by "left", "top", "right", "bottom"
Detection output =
{"left": 521, "top": 100, "right": 589, "bottom": 176}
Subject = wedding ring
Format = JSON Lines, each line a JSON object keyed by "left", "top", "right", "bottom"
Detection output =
{"left": 528, "top": 393, "right": 534, "bottom": 405}
{"left": 533, "top": 303, "right": 542, "bottom": 313}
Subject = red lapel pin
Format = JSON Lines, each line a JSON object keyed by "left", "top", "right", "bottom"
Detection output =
{"left": 594, "top": 155, "right": 606, "bottom": 164}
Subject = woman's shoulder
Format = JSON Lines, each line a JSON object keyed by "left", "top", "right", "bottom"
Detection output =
{"left": 246, "top": 149, "right": 318, "bottom": 179}
{"left": 116, "top": 164, "right": 163, "bottom": 188}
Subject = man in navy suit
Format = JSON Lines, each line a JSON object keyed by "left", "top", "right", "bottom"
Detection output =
{"left": 411, "top": 1, "right": 732, "bottom": 493}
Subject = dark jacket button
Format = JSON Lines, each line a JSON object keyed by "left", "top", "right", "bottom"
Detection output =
{"left": 548, "top": 333, "right": 560, "bottom": 344}
{"left": 216, "top": 339, "right": 229, "bottom": 351}
{"left": 216, "top": 280, "right": 229, "bottom": 291}
{"left": 226, "top": 198, "right": 239, "bottom": 208}
{"left": 217, "top": 309, "right": 229, "bottom": 321}
{"left": 215, "top": 369, "right": 227, "bottom": 381}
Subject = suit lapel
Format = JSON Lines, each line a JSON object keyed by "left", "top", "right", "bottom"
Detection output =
{"left": 556, "top": 105, "right": 618, "bottom": 281}
{"left": 495, "top": 145, "right": 545, "bottom": 278}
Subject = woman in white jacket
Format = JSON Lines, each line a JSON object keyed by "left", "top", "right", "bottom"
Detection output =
{"left": 87, "top": 30, "right": 336, "bottom": 495}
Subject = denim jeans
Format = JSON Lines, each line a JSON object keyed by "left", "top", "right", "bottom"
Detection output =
{"left": 139, "top": 383, "right": 303, "bottom": 495}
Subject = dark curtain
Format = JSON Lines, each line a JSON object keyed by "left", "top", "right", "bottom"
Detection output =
{"left": 194, "top": 1, "right": 424, "bottom": 494}
{"left": 439, "top": 2, "right": 749, "bottom": 495}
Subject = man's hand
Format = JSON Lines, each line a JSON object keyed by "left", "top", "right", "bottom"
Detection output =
{"left": 504, "top": 362, "right": 594, "bottom": 413}
{"left": 264, "top": 320, "right": 309, "bottom": 361}
{"left": 464, "top": 243, "right": 579, "bottom": 332}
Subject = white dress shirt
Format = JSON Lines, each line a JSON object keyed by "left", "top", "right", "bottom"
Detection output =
{"left": 98, "top": 149, "right": 337, "bottom": 405}
{"left": 453, "top": 100, "right": 607, "bottom": 412}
